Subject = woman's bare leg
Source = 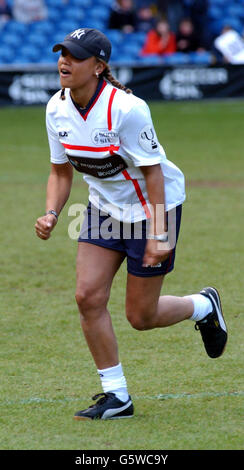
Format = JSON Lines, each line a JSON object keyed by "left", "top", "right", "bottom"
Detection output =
{"left": 125, "top": 273, "right": 194, "bottom": 330}
{"left": 75, "top": 242, "right": 125, "bottom": 369}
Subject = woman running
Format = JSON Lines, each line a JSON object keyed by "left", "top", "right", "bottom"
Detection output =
{"left": 35, "top": 28, "right": 227, "bottom": 420}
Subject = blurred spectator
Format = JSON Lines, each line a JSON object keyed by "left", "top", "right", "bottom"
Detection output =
{"left": 183, "top": 0, "right": 210, "bottom": 49}
{"left": 13, "top": 0, "right": 48, "bottom": 24}
{"left": 214, "top": 26, "right": 244, "bottom": 64}
{"left": 156, "top": 0, "right": 168, "bottom": 15}
{"left": 176, "top": 18, "right": 204, "bottom": 53}
{"left": 0, "top": 0, "right": 12, "bottom": 27}
{"left": 136, "top": 3, "right": 156, "bottom": 33}
{"left": 135, "top": 0, "right": 154, "bottom": 6}
{"left": 108, "top": 0, "right": 137, "bottom": 34}
{"left": 141, "top": 18, "right": 176, "bottom": 56}
{"left": 156, "top": 0, "right": 184, "bottom": 33}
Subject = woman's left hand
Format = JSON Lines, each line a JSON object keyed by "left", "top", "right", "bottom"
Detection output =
{"left": 142, "top": 239, "right": 172, "bottom": 267}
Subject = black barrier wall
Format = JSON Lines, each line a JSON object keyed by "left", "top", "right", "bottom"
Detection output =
{"left": 0, "top": 64, "right": 244, "bottom": 105}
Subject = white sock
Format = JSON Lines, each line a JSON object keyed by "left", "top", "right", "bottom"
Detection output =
{"left": 185, "top": 294, "right": 212, "bottom": 322}
{"left": 97, "top": 363, "right": 129, "bottom": 403}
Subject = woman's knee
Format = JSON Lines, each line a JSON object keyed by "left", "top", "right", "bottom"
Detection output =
{"left": 75, "top": 283, "right": 109, "bottom": 314}
{"left": 126, "top": 306, "right": 155, "bottom": 331}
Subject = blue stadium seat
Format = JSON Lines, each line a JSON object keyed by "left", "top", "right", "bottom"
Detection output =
{"left": 210, "top": 19, "right": 225, "bottom": 36}
{"left": 40, "top": 45, "right": 59, "bottom": 63}
{"left": 38, "top": 52, "right": 57, "bottom": 64}
{"left": 137, "top": 54, "right": 164, "bottom": 65}
{"left": 28, "top": 33, "right": 49, "bottom": 48}
{"left": 189, "top": 51, "right": 213, "bottom": 65}
{"left": 65, "top": 7, "right": 85, "bottom": 22}
{"left": 226, "top": 5, "right": 244, "bottom": 19}
{"left": 105, "top": 29, "right": 124, "bottom": 46}
{"left": 49, "top": 31, "right": 65, "bottom": 44}
{"left": 129, "top": 31, "right": 146, "bottom": 46}
{"left": 69, "top": 0, "right": 92, "bottom": 7}
{"left": 38, "top": 56, "right": 57, "bottom": 64}
{"left": 96, "top": 0, "right": 113, "bottom": 6}
{"left": 19, "top": 45, "right": 42, "bottom": 63}
{"left": 4, "top": 20, "right": 28, "bottom": 35}
{"left": 121, "top": 44, "right": 141, "bottom": 59}
{"left": 30, "top": 20, "right": 54, "bottom": 36}
{"left": 110, "top": 46, "right": 119, "bottom": 61}
{"left": 163, "top": 53, "right": 191, "bottom": 65}
{"left": 221, "top": 17, "right": 243, "bottom": 34}
{"left": 45, "top": 0, "right": 65, "bottom": 7}
{"left": 0, "top": 46, "right": 16, "bottom": 64}
{"left": 11, "top": 56, "right": 31, "bottom": 65}
{"left": 47, "top": 7, "right": 62, "bottom": 22}
{"left": 208, "top": 6, "right": 224, "bottom": 20}
{"left": 83, "top": 19, "right": 105, "bottom": 31}
{"left": 51, "top": 32, "right": 67, "bottom": 45}
{"left": 111, "top": 55, "right": 138, "bottom": 66}
{"left": 2, "top": 32, "right": 21, "bottom": 48}
{"left": 88, "top": 6, "right": 110, "bottom": 22}
{"left": 57, "top": 20, "right": 82, "bottom": 35}
{"left": 208, "top": 0, "right": 229, "bottom": 5}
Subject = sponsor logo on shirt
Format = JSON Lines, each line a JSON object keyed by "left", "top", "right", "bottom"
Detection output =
{"left": 91, "top": 128, "right": 119, "bottom": 146}
{"left": 66, "top": 153, "right": 128, "bottom": 179}
{"left": 59, "top": 130, "right": 69, "bottom": 137}
{"left": 139, "top": 124, "right": 159, "bottom": 153}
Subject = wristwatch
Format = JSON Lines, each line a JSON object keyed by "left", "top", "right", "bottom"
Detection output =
{"left": 45, "top": 210, "right": 58, "bottom": 220}
{"left": 148, "top": 233, "right": 168, "bottom": 242}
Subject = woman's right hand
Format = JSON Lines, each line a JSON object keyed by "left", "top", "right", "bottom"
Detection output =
{"left": 35, "top": 213, "right": 57, "bottom": 240}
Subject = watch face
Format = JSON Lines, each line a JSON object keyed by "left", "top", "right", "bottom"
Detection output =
{"left": 158, "top": 235, "right": 168, "bottom": 242}
{"left": 148, "top": 234, "right": 168, "bottom": 242}
{"left": 47, "top": 210, "right": 58, "bottom": 218}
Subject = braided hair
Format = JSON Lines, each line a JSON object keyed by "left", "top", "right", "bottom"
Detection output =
{"left": 99, "top": 60, "right": 132, "bottom": 94}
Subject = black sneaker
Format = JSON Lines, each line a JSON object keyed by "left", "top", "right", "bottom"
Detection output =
{"left": 195, "top": 287, "right": 228, "bottom": 358}
{"left": 74, "top": 392, "right": 134, "bottom": 420}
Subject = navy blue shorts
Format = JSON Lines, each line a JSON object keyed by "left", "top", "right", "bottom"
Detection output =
{"left": 78, "top": 202, "right": 182, "bottom": 277}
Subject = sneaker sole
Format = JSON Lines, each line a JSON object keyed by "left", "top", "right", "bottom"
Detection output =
{"left": 201, "top": 286, "right": 228, "bottom": 357}
{"left": 73, "top": 414, "right": 134, "bottom": 421}
{"left": 106, "top": 414, "right": 134, "bottom": 420}
{"left": 73, "top": 416, "right": 92, "bottom": 421}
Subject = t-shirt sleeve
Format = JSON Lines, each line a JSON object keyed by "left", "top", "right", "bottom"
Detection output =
{"left": 119, "top": 100, "right": 166, "bottom": 167}
{"left": 46, "top": 105, "right": 68, "bottom": 164}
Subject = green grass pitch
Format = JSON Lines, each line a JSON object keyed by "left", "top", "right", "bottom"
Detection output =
{"left": 0, "top": 100, "right": 243, "bottom": 450}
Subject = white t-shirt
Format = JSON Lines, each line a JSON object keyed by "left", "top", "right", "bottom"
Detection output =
{"left": 46, "top": 80, "right": 185, "bottom": 222}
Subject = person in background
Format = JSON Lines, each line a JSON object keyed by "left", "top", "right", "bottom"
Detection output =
{"left": 136, "top": 3, "right": 156, "bottom": 34}
{"left": 12, "top": 0, "right": 47, "bottom": 24}
{"left": 156, "top": 0, "right": 184, "bottom": 33}
{"left": 108, "top": 0, "right": 137, "bottom": 34}
{"left": 0, "top": 0, "right": 12, "bottom": 27}
{"left": 213, "top": 25, "right": 244, "bottom": 64}
{"left": 176, "top": 17, "right": 204, "bottom": 53}
{"left": 141, "top": 18, "right": 176, "bottom": 56}
{"left": 183, "top": 0, "right": 210, "bottom": 49}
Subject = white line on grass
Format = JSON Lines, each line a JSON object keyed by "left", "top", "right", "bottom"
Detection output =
{"left": 1, "top": 391, "right": 244, "bottom": 406}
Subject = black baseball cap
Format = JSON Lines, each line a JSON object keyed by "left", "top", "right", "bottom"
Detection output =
{"left": 53, "top": 28, "right": 111, "bottom": 63}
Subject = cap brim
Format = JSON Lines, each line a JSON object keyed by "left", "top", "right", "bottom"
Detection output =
{"left": 52, "top": 40, "right": 92, "bottom": 60}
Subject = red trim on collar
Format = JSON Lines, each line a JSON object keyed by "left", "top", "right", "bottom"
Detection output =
{"left": 75, "top": 80, "right": 107, "bottom": 121}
